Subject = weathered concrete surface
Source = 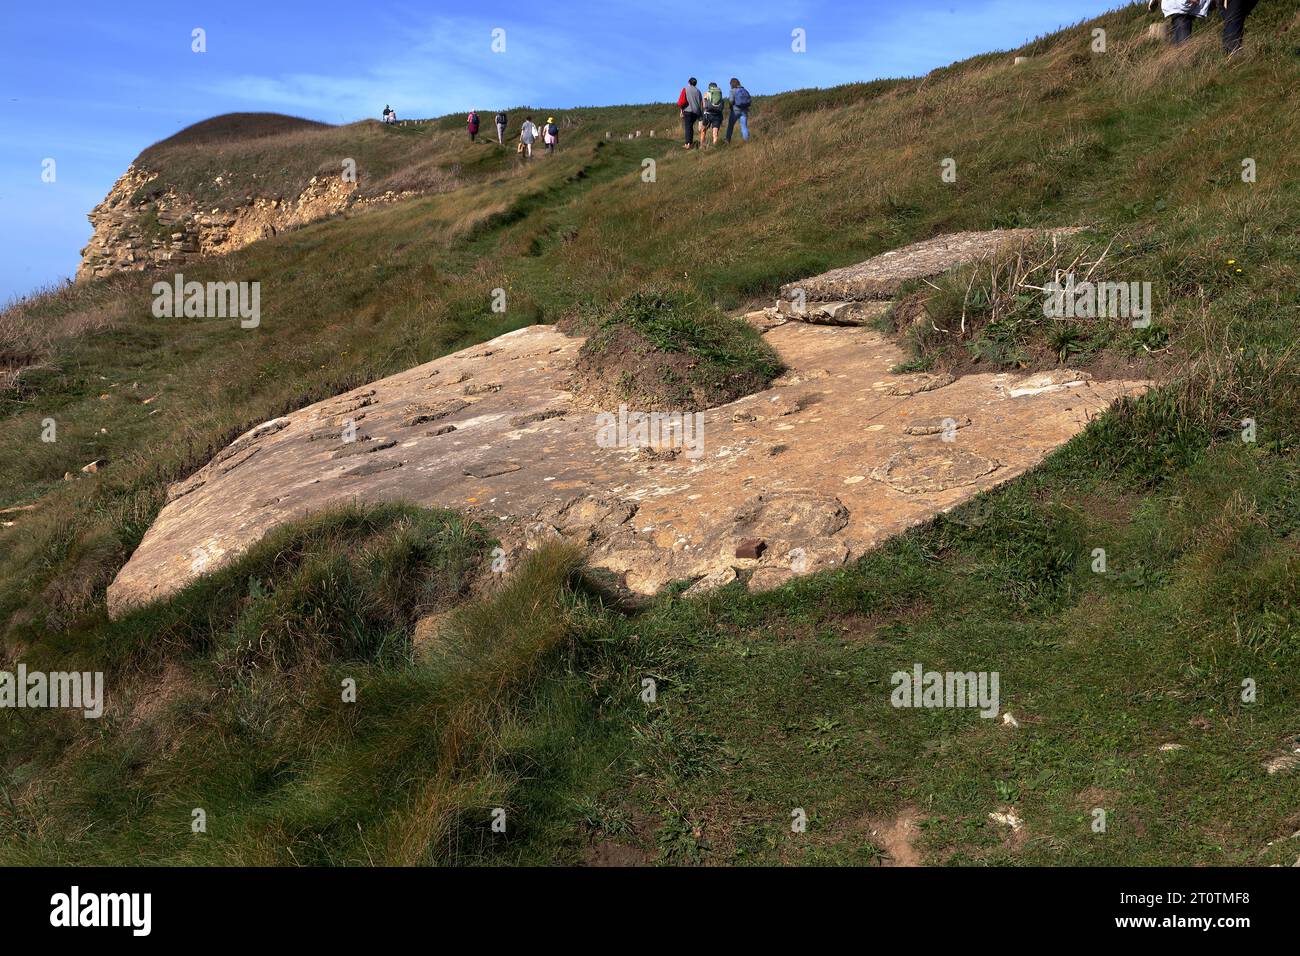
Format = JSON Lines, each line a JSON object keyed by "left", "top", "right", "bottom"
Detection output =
{"left": 107, "top": 319, "right": 1147, "bottom": 616}
{"left": 778, "top": 228, "right": 1083, "bottom": 302}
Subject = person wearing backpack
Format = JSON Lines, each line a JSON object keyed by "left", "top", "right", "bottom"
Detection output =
{"left": 701, "top": 82, "right": 724, "bottom": 147}
{"left": 677, "top": 77, "right": 704, "bottom": 149}
{"left": 726, "top": 78, "right": 751, "bottom": 144}
{"left": 467, "top": 110, "right": 481, "bottom": 141}
{"left": 495, "top": 111, "right": 508, "bottom": 144}
{"left": 543, "top": 117, "right": 559, "bottom": 154}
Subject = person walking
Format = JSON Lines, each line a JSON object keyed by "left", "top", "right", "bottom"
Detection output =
{"left": 1220, "top": 0, "right": 1259, "bottom": 54}
{"left": 677, "top": 77, "right": 704, "bottom": 149}
{"left": 467, "top": 110, "right": 481, "bottom": 142}
{"left": 519, "top": 116, "right": 538, "bottom": 160}
{"left": 1151, "top": 0, "right": 1213, "bottom": 45}
{"left": 495, "top": 110, "right": 508, "bottom": 144}
{"left": 725, "top": 77, "right": 751, "bottom": 144}
{"left": 701, "top": 82, "right": 724, "bottom": 147}
{"left": 543, "top": 116, "right": 559, "bottom": 154}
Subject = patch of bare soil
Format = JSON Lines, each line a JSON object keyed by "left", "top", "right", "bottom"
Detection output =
{"left": 583, "top": 840, "right": 654, "bottom": 867}
{"left": 868, "top": 807, "right": 925, "bottom": 866}
{"left": 581, "top": 805, "right": 659, "bottom": 867}
{"left": 127, "top": 661, "right": 191, "bottom": 728}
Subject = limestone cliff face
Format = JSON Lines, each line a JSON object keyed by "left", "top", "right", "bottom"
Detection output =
{"left": 77, "top": 166, "right": 413, "bottom": 281}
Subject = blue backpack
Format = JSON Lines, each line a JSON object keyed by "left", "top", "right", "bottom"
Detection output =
{"left": 733, "top": 86, "right": 752, "bottom": 109}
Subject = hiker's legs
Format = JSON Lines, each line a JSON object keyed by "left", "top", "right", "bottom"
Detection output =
{"left": 1170, "top": 13, "right": 1195, "bottom": 45}
{"left": 737, "top": 111, "right": 749, "bottom": 142}
{"left": 725, "top": 111, "right": 737, "bottom": 143}
{"left": 1222, "top": 0, "right": 1259, "bottom": 54}
{"left": 496, "top": 125, "right": 504, "bottom": 144}
{"left": 682, "top": 112, "right": 694, "bottom": 147}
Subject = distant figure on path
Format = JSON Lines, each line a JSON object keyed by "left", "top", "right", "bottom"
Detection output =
{"left": 382, "top": 105, "right": 395, "bottom": 124}
{"left": 1151, "top": 0, "right": 1213, "bottom": 45}
{"left": 1220, "top": 0, "right": 1259, "bottom": 54}
{"left": 519, "top": 116, "right": 538, "bottom": 159}
{"left": 495, "top": 111, "right": 508, "bottom": 144}
{"left": 677, "top": 77, "right": 704, "bottom": 149}
{"left": 467, "top": 110, "right": 481, "bottom": 142}
{"left": 543, "top": 116, "right": 559, "bottom": 154}
{"left": 701, "top": 82, "right": 724, "bottom": 147}
{"left": 726, "top": 78, "right": 751, "bottom": 144}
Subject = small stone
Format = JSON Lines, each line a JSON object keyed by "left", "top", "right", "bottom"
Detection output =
{"left": 735, "top": 538, "right": 767, "bottom": 560}
{"left": 989, "top": 809, "right": 1023, "bottom": 830}
{"left": 81, "top": 459, "right": 106, "bottom": 474}
{"left": 684, "top": 567, "right": 737, "bottom": 597}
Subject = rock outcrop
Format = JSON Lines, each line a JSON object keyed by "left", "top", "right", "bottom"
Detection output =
{"left": 77, "top": 166, "right": 416, "bottom": 281}
{"left": 778, "top": 227, "right": 1083, "bottom": 303}
{"left": 107, "top": 230, "right": 1149, "bottom": 615}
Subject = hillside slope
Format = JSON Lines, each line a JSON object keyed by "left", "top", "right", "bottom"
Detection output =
{"left": 2, "top": 2, "right": 1300, "bottom": 866}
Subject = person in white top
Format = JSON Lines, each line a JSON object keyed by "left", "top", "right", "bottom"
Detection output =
{"left": 518, "top": 117, "right": 538, "bottom": 159}
{"left": 1151, "top": 0, "right": 1212, "bottom": 45}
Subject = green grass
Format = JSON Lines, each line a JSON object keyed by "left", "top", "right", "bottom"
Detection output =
{"left": 573, "top": 285, "right": 782, "bottom": 410}
{"left": 3, "top": 1, "right": 1300, "bottom": 865}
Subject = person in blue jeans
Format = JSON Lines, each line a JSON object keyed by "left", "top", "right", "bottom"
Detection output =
{"left": 726, "top": 77, "right": 751, "bottom": 144}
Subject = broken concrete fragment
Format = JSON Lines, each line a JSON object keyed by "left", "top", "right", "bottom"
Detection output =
{"left": 735, "top": 538, "right": 767, "bottom": 560}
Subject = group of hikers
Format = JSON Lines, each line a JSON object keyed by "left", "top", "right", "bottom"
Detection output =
{"left": 676, "top": 77, "right": 751, "bottom": 149}
{"left": 383, "top": 76, "right": 755, "bottom": 157}
{"left": 386, "top": 2, "right": 1260, "bottom": 147}
{"left": 455, "top": 76, "right": 755, "bottom": 159}
{"left": 1150, "top": 0, "right": 1259, "bottom": 52}
{"left": 466, "top": 111, "right": 559, "bottom": 159}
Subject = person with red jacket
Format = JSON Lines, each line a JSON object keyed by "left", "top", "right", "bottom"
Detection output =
{"left": 677, "top": 78, "right": 704, "bottom": 149}
{"left": 467, "top": 110, "right": 480, "bottom": 142}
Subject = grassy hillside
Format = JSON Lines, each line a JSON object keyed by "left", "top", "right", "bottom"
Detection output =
{"left": 2, "top": 2, "right": 1300, "bottom": 865}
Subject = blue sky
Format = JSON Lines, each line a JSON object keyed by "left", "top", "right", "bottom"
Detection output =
{"left": 0, "top": 0, "right": 1124, "bottom": 303}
